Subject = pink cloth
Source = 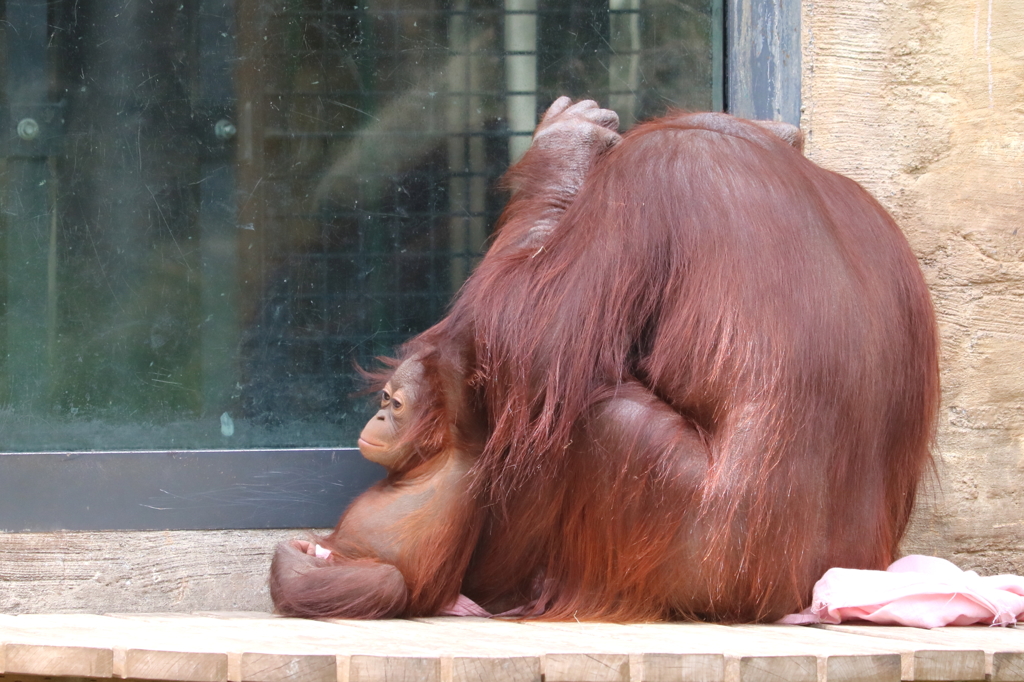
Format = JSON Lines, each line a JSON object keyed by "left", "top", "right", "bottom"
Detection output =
{"left": 780, "top": 555, "right": 1024, "bottom": 628}
{"left": 440, "top": 594, "right": 494, "bottom": 617}
{"left": 439, "top": 594, "right": 544, "bottom": 618}
{"left": 441, "top": 575, "right": 554, "bottom": 617}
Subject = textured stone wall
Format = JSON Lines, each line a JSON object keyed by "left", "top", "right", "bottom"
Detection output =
{"left": 0, "top": 530, "right": 309, "bottom": 613}
{"left": 802, "top": 0, "right": 1024, "bottom": 573}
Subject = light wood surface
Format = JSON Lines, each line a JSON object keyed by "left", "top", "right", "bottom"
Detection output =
{"left": 821, "top": 624, "right": 1024, "bottom": 682}
{"left": 0, "top": 613, "right": 1018, "bottom": 682}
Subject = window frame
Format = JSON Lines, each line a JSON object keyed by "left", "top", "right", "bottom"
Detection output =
{"left": 0, "top": 0, "right": 799, "bottom": 532}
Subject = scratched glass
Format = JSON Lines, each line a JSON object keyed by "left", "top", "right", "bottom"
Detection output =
{"left": 0, "top": 0, "right": 721, "bottom": 451}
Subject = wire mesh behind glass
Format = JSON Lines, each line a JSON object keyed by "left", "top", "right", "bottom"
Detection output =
{"left": 0, "top": 0, "right": 721, "bottom": 451}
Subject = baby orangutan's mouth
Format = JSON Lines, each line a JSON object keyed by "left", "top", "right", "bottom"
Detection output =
{"left": 358, "top": 437, "right": 384, "bottom": 452}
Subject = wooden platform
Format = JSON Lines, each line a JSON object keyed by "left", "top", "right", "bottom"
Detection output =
{"left": 1, "top": 613, "right": 1023, "bottom": 682}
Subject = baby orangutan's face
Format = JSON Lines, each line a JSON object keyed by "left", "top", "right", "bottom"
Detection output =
{"left": 357, "top": 359, "right": 423, "bottom": 470}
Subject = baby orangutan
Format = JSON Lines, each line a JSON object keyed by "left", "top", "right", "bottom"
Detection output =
{"left": 269, "top": 351, "right": 485, "bottom": 618}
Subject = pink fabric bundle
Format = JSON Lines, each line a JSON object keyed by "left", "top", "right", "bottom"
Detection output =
{"left": 441, "top": 594, "right": 495, "bottom": 617}
{"left": 780, "top": 555, "right": 1024, "bottom": 628}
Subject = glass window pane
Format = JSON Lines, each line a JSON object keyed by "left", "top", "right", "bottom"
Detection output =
{"left": 0, "top": 0, "right": 721, "bottom": 451}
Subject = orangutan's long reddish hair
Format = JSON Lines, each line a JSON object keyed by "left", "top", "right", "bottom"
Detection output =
{"left": 445, "top": 112, "right": 939, "bottom": 621}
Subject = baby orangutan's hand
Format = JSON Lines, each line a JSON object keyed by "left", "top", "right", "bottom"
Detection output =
{"left": 289, "top": 539, "right": 334, "bottom": 561}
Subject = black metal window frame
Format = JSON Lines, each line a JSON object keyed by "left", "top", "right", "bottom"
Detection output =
{"left": 0, "top": 0, "right": 799, "bottom": 533}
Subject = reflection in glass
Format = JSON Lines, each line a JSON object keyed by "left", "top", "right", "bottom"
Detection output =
{"left": 0, "top": 0, "right": 721, "bottom": 451}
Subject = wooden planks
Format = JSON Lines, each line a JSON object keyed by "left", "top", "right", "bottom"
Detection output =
{"left": 0, "top": 613, "right": 1020, "bottom": 682}
{"left": 734, "top": 624, "right": 983, "bottom": 682}
{"left": 821, "top": 624, "right": 1024, "bottom": 682}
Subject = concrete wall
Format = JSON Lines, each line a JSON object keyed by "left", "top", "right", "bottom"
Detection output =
{"left": 0, "top": 530, "right": 301, "bottom": 613}
{"left": 802, "top": 0, "right": 1024, "bottom": 573}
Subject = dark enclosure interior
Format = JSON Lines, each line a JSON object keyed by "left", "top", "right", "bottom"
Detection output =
{"left": 0, "top": 0, "right": 721, "bottom": 452}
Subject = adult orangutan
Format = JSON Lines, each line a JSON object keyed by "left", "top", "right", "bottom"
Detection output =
{"left": 270, "top": 98, "right": 939, "bottom": 622}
